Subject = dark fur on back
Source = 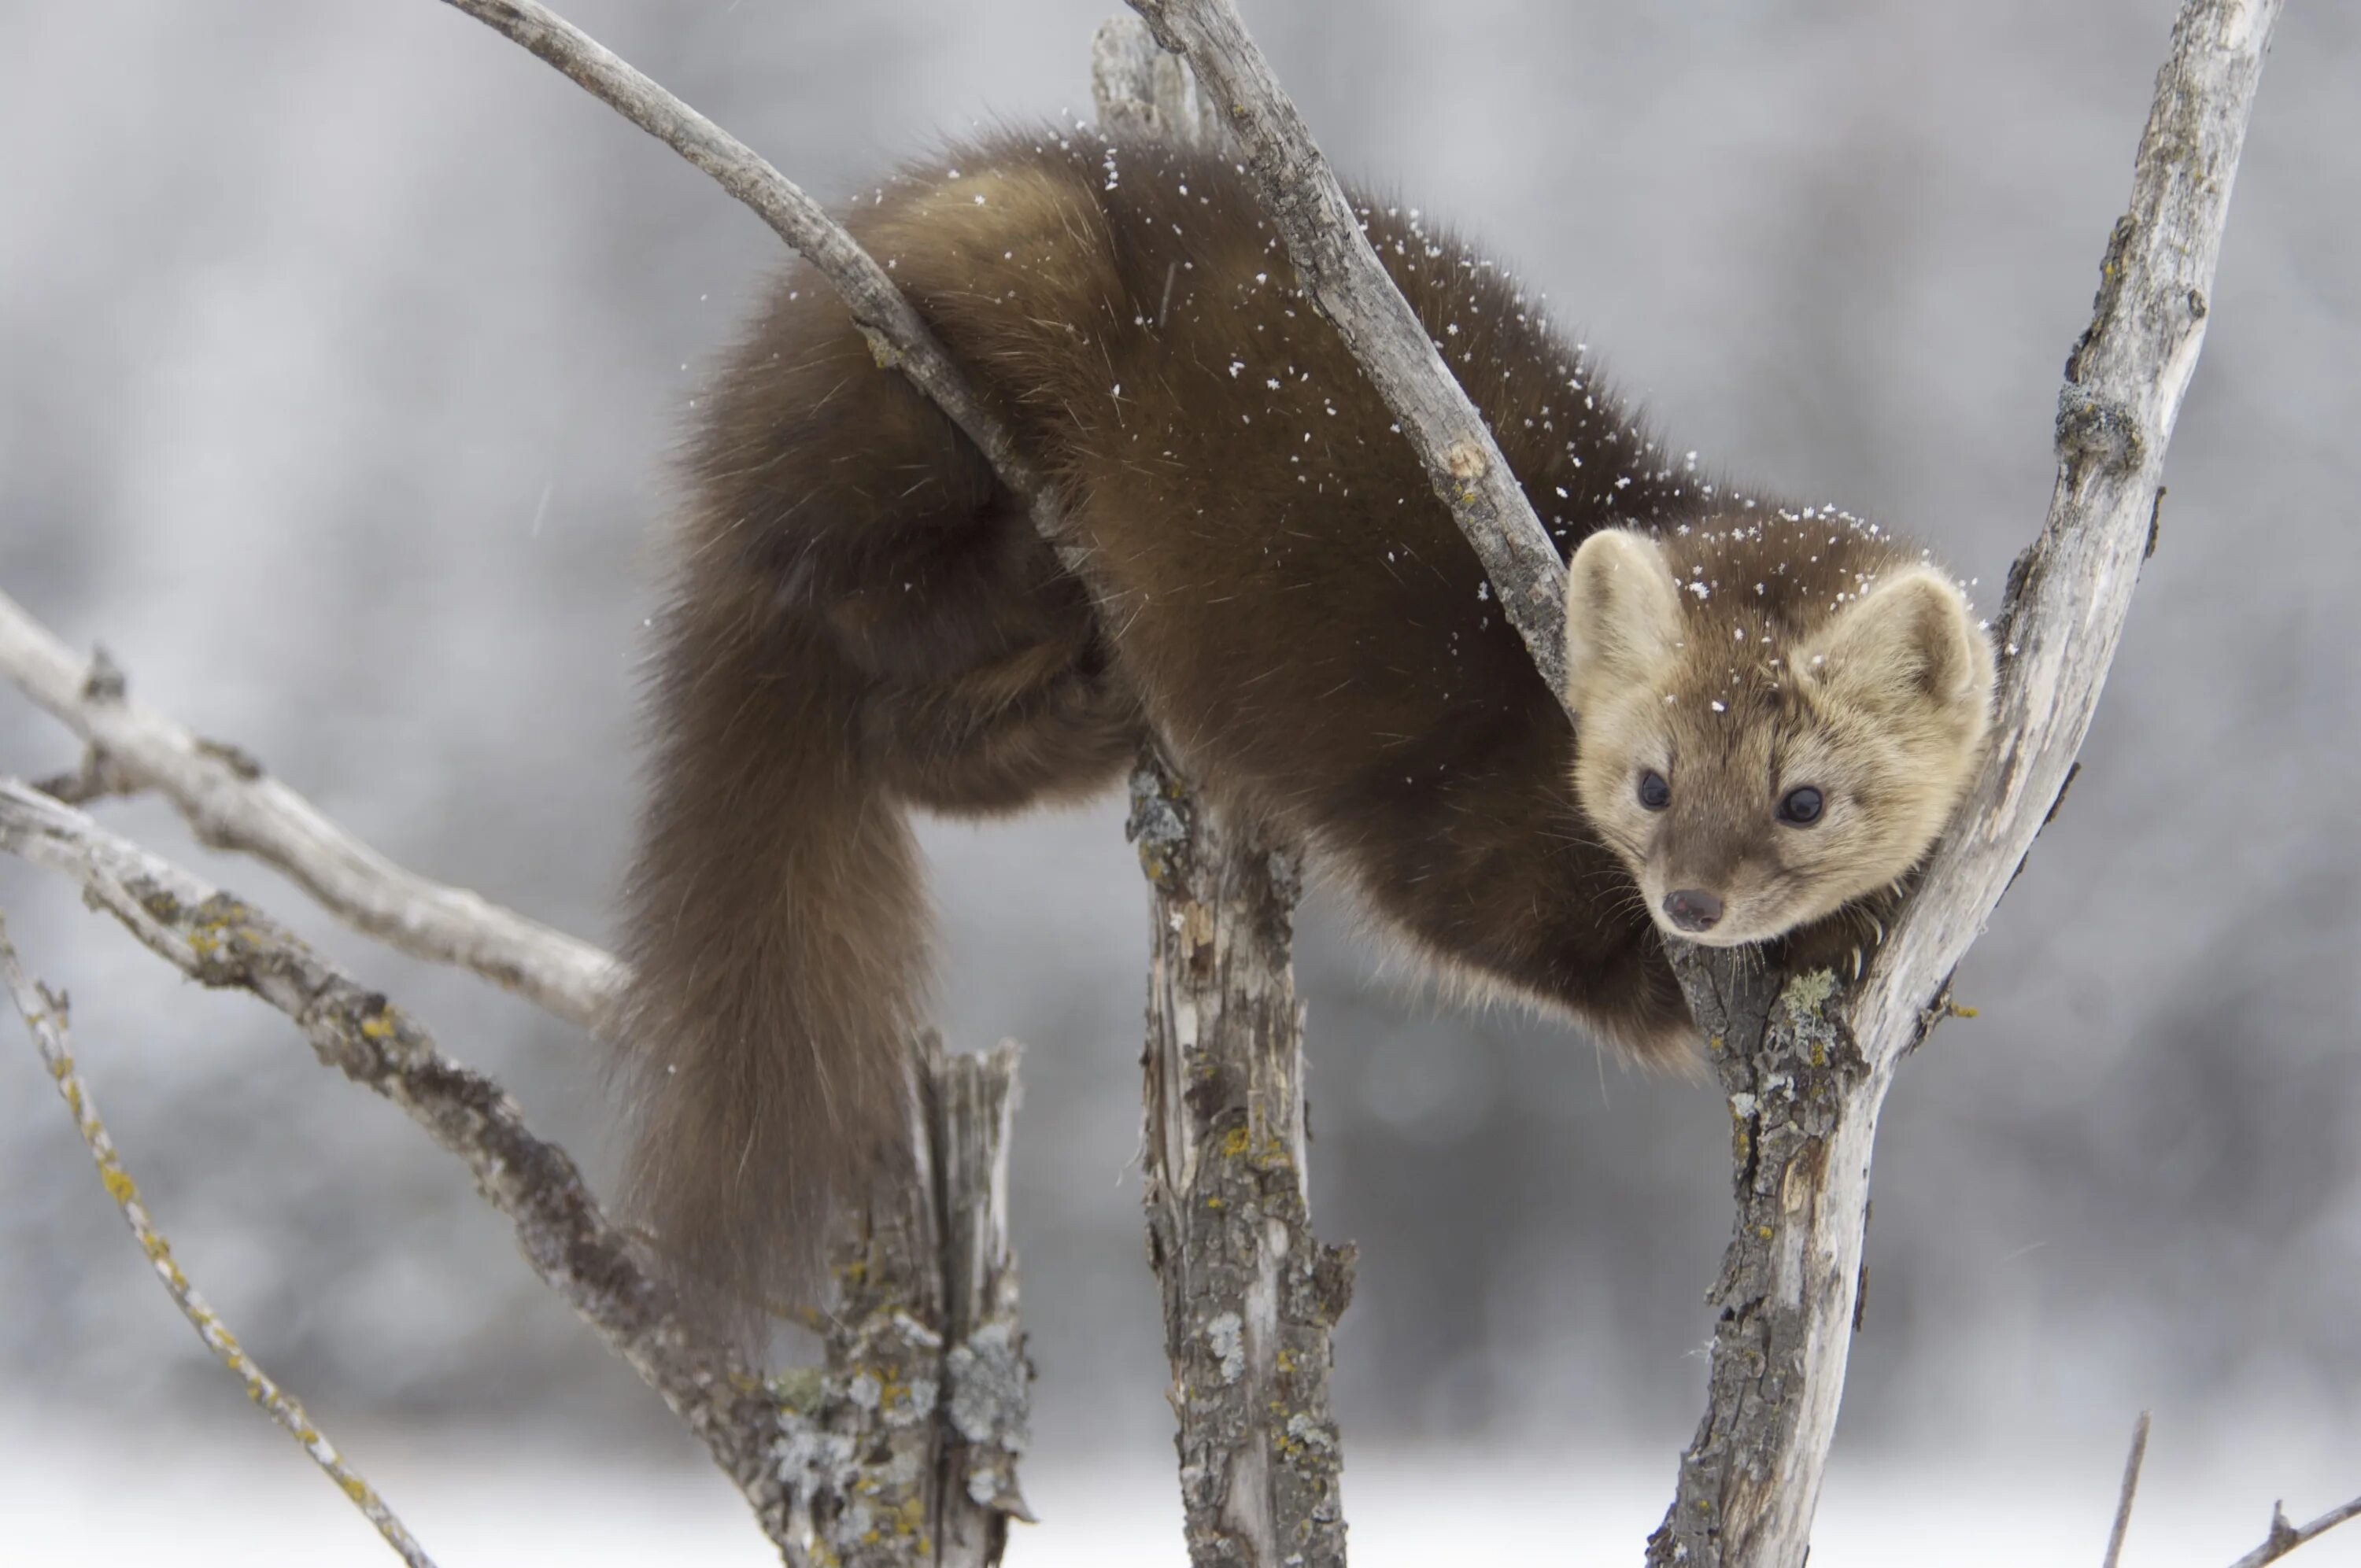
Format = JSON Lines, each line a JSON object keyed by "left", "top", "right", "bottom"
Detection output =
{"left": 615, "top": 130, "right": 1942, "bottom": 1328}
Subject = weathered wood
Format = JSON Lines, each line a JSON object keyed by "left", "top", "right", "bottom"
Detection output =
{"left": 1096, "top": 28, "right": 1352, "bottom": 1563}
{"left": 0, "top": 777, "right": 803, "bottom": 1549}
{"left": 790, "top": 1039, "right": 1032, "bottom": 1567}
{"left": 1128, "top": 754, "right": 1353, "bottom": 1568}
{"left": 1092, "top": 14, "right": 1225, "bottom": 147}
{"left": 1647, "top": 4, "right": 2282, "bottom": 1562}
{"left": 0, "top": 588, "right": 623, "bottom": 1031}
{"left": 0, "top": 777, "right": 1032, "bottom": 1567}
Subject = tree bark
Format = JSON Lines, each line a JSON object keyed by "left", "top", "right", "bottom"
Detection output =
{"left": 0, "top": 776, "right": 1030, "bottom": 1568}
{"left": 1128, "top": 753, "right": 1353, "bottom": 1568}
{"left": 790, "top": 1039, "right": 1031, "bottom": 1567}
{"left": 1647, "top": 4, "right": 2283, "bottom": 1562}
{"left": 1094, "top": 28, "right": 1354, "bottom": 1563}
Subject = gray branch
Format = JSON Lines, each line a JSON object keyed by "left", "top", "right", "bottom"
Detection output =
{"left": 1648, "top": 4, "right": 2283, "bottom": 1562}
{"left": 1126, "top": 753, "right": 1353, "bottom": 1567}
{"left": 2104, "top": 1411, "right": 2152, "bottom": 1568}
{"left": 2094, "top": 1410, "right": 2361, "bottom": 1568}
{"left": 0, "top": 913, "right": 438, "bottom": 1568}
{"left": 1121, "top": 0, "right": 1573, "bottom": 703}
{"left": 0, "top": 588, "right": 622, "bottom": 1031}
{"left": 428, "top": 0, "right": 1073, "bottom": 563}
{"left": 0, "top": 777, "right": 800, "bottom": 1546}
{"left": 0, "top": 777, "right": 1029, "bottom": 1566}
{"left": 784, "top": 1037, "right": 1032, "bottom": 1567}
{"left": 2223, "top": 1494, "right": 2361, "bottom": 1568}
{"left": 1096, "top": 31, "right": 1353, "bottom": 1562}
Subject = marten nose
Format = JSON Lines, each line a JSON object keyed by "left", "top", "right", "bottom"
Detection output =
{"left": 1663, "top": 889, "right": 1724, "bottom": 933}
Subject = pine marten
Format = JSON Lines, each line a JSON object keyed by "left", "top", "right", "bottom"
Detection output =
{"left": 615, "top": 130, "right": 1996, "bottom": 1323}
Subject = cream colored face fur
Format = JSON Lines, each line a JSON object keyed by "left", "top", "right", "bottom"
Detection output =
{"left": 1564, "top": 527, "right": 1996, "bottom": 947}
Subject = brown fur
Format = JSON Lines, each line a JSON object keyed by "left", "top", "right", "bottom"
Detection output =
{"left": 614, "top": 130, "right": 1993, "bottom": 1329}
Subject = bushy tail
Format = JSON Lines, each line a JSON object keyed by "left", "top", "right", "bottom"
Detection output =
{"left": 612, "top": 571, "right": 926, "bottom": 1334}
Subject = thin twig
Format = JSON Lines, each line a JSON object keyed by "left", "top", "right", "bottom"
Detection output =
{"left": 0, "top": 777, "right": 800, "bottom": 1551}
{"left": 1122, "top": 0, "right": 1572, "bottom": 702}
{"left": 0, "top": 912, "right": 436, "bottom": 1568}
{"left": 0, "top": 588, "right": 621, "bottom": 1030}
{"left": 2225, "top": 1494, "right": 2361, "bottom": 1568}
{"left": 2104, "top": 1411, "right": 2152, "bottom": 1568}
{"left": 429, "top": 0, "right": 1053, "bottom": 532}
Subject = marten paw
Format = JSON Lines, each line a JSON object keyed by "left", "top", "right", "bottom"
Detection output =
{"left": 1775, "top": 895, "right": 1899, "bottom": 982}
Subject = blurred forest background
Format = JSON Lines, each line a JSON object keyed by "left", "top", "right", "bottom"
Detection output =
{"left": 2, "top": 1, "right": 2355, "bottom": 1561}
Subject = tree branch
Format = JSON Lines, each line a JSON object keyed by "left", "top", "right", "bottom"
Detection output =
{"left": 1126, "top": 752, "right": 1352, "bottom": 1568}
{"left": 2093, "top": 1411, "right": 2361, "bottom": 1568}
{"left": 2104, "top": 1411, "right": 2152, "bottom": 1568}
{"left": 0, "top": 588, "right": 621, "bottom": 1031}
{"left": 2225, "top": 1494, "right": 2361, "bottom": 1568}
{"left": 0, "top": 912, "right": 438, "bottom": 1568}
{"left": 429, "top": 0, "right": 1055, "bottom": 535}
{"left": 1094, "top": 29, "right": 1353, "bottom": 1562}
{"left": 0, "top": 777, "right": 809, "bottom": 1548}
{"left": 0, "top": 774, "right": 1037, "bottom": 1565}
{"left": 785, "top": 1037, "right": 1031, "bottom": 1567}
{"left": 1649, "top": 5, "right": 2283, "bottom": 1563}
{"left": 1121, "top": 0, "right": 1573, "bottom": 703}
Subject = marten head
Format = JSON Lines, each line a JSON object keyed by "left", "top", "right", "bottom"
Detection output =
{"left": 1563, "top": 522, "right": 1996, "bottom": 950}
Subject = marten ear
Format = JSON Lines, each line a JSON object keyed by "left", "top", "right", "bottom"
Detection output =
{"left": 1565, "top": 529, "right": 1683, "bottom": 712}
{"left": 1796, "top": 566, "right": 1995, "bottom": 736}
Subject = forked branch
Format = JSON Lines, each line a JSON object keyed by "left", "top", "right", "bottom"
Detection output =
{"left": 0, "top": 588, "right": 619, "bottom": 1028}
{"left": 0, "top": 777, "right": 802, "bottom": 1548}
{"left": 1651, "top": 3, "right": 2284, "bottom": 1562}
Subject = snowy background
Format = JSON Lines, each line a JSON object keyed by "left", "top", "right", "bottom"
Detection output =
{"left": 2, "top": 2, "right": 2356, "bottom": 1562}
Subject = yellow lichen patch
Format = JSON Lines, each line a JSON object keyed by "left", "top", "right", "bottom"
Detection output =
{"left": 1, "top": 915, "right": 431, "bottom": 1566}
{"left": 360, "top": 1012, "right": 397, "bottom": 1041}
{"left": 1221, "top": 1126, "right": 1252, "bottom": 1159}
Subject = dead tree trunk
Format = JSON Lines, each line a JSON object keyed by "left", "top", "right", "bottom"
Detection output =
{"left": 1094, "top": 33, "right": 1354, "bottom": 1566}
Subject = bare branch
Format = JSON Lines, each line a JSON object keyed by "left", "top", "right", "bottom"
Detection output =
{"left": 0, "top": 777, "right": 802, "bottom": 1551}
{"left": 1127, "top": 753, "right": 1352, "bottom": 1567}
{"left": 2226, "top": 1494, "right": 2361, "bottom": 1568}
{"left": 1094, "top": 32, "right": 1351, "bottom": 1562}
{"left": 429, "top": 0, "right": 1053, "bottom": 531}
{"left": 0, "top": 772, "right": 1037, "bottom": 1564}
{"left": 0, "top": 911, "right": 436, "bottom": 1568}
{"left": 2092, "top": 1412, "right": 2361, "bottom": 1568}
{"left": 1092, "top": 16, "right": 1225, "bottom": 147}
{"left": 793, "top": 1038, "right": 1033, "bottom": 1566}
{"left": 0, "top": 588, "right": 621, "bottom": 1031}
{"left": 1121, "top": 0, "right": 1572, "bottom": 702}
{"left": 2104, "top": 1411, "right": 2152, "bottom": 1568}
{"left": 1650, "top": 5, "right": 2283, "bottom": 1563}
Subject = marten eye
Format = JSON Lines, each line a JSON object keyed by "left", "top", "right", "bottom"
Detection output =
{"left": 1777, "top": 786, "right": 1825, "bottom": 826}
{"left": 1637, "top": 770, "right": 1671, "bottom": 811}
